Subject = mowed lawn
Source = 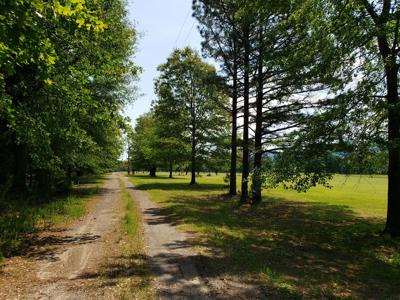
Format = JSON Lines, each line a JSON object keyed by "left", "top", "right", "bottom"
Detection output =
{"left": 128, "top": 173, "right": 400, "bottom": 299}
{"left": 264, "top": 175, "right": 388, "bottom": 217}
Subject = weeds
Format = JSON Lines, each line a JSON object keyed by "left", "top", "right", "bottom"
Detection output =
{"left": 0, "top": 177, "right": 103, "bottom": 259}
{"left": 117, "top": 179, "right": 154, "bottom": 300}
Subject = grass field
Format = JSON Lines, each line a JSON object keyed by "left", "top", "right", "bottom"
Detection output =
{"left": 0, "top": 176, "right": 105, "bottom": 259}
{"left": 128, "top": 172, "right": 400, "bottom": 299}
{"left": 265, "top": 174, "right": 388, "bottom": 217}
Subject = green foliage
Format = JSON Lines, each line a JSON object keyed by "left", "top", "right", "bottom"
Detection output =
{"left": 192, "top": 0, "right": 342, "bottom": 198}
{"left": 152, "top": 47, "right": 230, "bottom": 181}
{"left": 129, "top": 48, "right": 229, "bottom": 179}
{"left": 0, "top": 0, "right": 139, "bottom": 195}
{"left": 129, "top": 112, "right": 185, "bottom": 173}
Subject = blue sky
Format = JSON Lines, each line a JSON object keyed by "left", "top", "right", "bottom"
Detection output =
{"left": 125, "top": 0, "right": 203, "bottom": 125}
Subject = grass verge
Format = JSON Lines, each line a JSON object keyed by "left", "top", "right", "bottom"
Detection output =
{"left": 0, "top": 176, "right": 104, "bottom": 260}
{"left": 117, "top": 179, "right": 154, "bottom": 300}
{"left": 129, "top": 173, "right": 400, "bottom": 299}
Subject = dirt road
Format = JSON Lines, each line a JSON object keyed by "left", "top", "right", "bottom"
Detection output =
{"left": 31, "top": 174, "right": 122, "bottom": 299}
{"left": 0, "top": 174, "right": 122, "bottom": 299}
{"left": 0, "top": 174, "right": 210, "bottom": 300}
{"left": 122, "top": 176, "right": 210, "bottom": 300}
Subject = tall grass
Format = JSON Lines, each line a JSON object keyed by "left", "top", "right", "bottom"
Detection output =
{"left": 0, "top": 178, "right": 103, "bottom": 259}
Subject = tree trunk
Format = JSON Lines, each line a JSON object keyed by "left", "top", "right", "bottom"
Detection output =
{"left": 149, "top": 166, "right": 156, "bottom": 177}
{"left": 190, "top": 105, "right": 197, "bottom": 185}
{"left": 12, "top": 143, "right": 27, "bottom": 193}
{"left": 169, "top": 161, "right": 173, "bottom": 178}
{"left": 229, "top": 53, "right": 238, "bottom": 196}
{"left": 384, "top": 66, "right": 400, "bottom": 237}
{"left": 252, "top": 27, "right": 264, "bottom": 205}
{"left": 240, "top": 26, "right": 250, "bottom": 203}
{"left": 36, "top": 168, "right": 51, "bottom": 199}
{"left": 361, "top": 0, "right": 400, "bottom": 237}
{"left": 190, "top": 135, "right": 196, "bottom": 184}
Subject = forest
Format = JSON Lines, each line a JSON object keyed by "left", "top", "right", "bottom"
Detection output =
{"left": 1, "top": 0, "right": 400, "bottom": 299}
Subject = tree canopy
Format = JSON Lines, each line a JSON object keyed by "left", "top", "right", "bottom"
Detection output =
{"left": 129, "top": 47, "right": 230, "bottom": 184}
{"left": 0, "top": 0, "right": 139, "bottom": 196}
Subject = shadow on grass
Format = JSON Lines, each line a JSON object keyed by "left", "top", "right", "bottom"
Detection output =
{"left": 0, "top": 177, "right": 105, "bottom": 258}
{"left": 130, "top": 174, "right": 177, "bottom": 180}
{"left": 135, "top": 182, "right": 227, "bottom": 192}
{"left": 76, "top": 175, "right": 106, "bottom": 185}
{"left": 134, "top": 186, "right": 400, "bottom": 299}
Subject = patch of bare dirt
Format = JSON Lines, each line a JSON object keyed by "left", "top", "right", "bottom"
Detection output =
{"left": 0, "top": 174, "right": 125, "bottom": 299}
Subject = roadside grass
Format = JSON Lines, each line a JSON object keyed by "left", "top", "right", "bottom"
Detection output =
{"left": 117, "top": 179, "right": 154, "bottom": 300}
{"left": 128, "top": 173, "right": 400, "bottom": 299}
{"left": 0, "top": 176, "right": 105, "bottom": 260}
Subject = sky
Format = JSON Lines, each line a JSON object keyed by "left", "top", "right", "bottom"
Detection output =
{"left": 125, "top": 0, "right": 203, "bottom": 125}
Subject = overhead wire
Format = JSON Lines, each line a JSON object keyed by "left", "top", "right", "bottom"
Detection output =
{"left": 182, "top": 20, "right": 196, "bottom": 46}
{"left": 173, "top": 7, "right": 192, "bottom": 48}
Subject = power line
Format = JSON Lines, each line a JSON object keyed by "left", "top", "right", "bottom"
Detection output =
{"left": 173, "top": 7, "right": 191, "bottom": 48}
{"left": 182, "top": 20, "right": 195, "bottom": 46}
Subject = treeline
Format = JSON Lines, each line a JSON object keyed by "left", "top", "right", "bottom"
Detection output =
{"left": 128, "top": 48, "right": 230, "bottom": 183}
{"left": 0, "top": 0, "right": 139, "bottom": 197}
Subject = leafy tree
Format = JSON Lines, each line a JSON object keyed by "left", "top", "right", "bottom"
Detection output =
{"left": 154, "top": 47, "right": 229, "bottom": 184}
{"left": 129, "top": 113, "right": 160, "bottom": 177}
{"left": 283, "top": 0, "right": 400, "bottom": 236}
{"left": 0, "top": 0, "right": 139, "bottom": 196}
{"left": 152, "top": 108, "right": 190, "bottom": 178}
{"left": 129, "top": 111, "right": 189, "bottom": 178}
{"left": 193, "top": 0, "right": 243, "bottom": 195}
{"left": 194, "top": 0, "right": 331, "bottom": 203}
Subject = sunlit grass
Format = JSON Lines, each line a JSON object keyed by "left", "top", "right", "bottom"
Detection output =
{"left": 132, "top": 172, "right": 387, "bottom": 217}
{"left": 128, "top": 172, "right": 399, "bottom": 299}
{"left": 265, "top": 174, "right": 387, "bottom": 217}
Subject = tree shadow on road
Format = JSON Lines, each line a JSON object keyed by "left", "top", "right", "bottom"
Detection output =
{"left": 24, "top": 233, "right": 101, "bottom": 262}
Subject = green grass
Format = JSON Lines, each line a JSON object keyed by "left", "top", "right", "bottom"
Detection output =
{"left": 0, "top": 176, "right": 104, "bottom": 259}
{"left": 117, "top": 179, "right": 154, "bottom": 300}
{"left": 128, "top": 172, "right": 400, "bottom": 299}
{"left": 265, "top": 174, "right": 387, "bottom": 217}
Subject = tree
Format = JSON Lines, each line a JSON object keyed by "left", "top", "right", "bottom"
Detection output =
{"left": 193, "top": 0, "right": 256, "bottom": 200}
{"left": 193, "top": 0, "right": 242, "bottom": 195}
{"left": 154, "top": 47, "right": 229, "bottom": 184}
{"left": 194, "top": 0, "right": 331, "bottom": 203}
{"left": 129, "top": 113, "right": 160, "bottom": 177}
{"left": 285, "top": 0, "right": 400, "bottom": 237}
{"left": 152, "top": 105, "right": 190, "bottom": 178}
{"left": 0, "top": 0, "right": 139, "bottom": 196}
